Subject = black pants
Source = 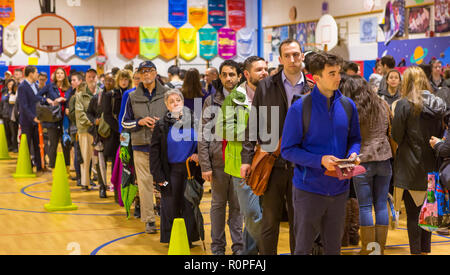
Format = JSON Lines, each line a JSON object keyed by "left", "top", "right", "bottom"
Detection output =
{"left": 4, "top": 118, "right": 18, "bottom": 151}
{"left": 47, "top": 127, "right": 70, "bottom": 168}
{"left": 403, "top": 190, "right": 432, "bottom": 254}
{"left": 22, "top": 124, "right": 42, "bottom": 171}
{"left": 260, "top": 166, "right": 295, "bottom": 255}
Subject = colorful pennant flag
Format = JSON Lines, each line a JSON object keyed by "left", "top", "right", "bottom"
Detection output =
{"left": 3, "top": 25, "right": 18, "bottom": 56}
{"left": 208, "top": 0, "right": 226, "bottom": 30}
{"left": 74, "top": 25, "right": 95, "bottom": 60}
{"left": 199, "top": 28, "right": 217, "bottom": 61}
{"left": 159, "top": 28, "right": 178, "bottom": 60}
{"left": 120, "top": 27, "right": 140, "bottom": 59}
{"left": 140, "top": 27, "right": 160, "bottom": 60}
{"left": 189, "top": 5, "right": 208, "bottom": 30}
{"left": 169, "top": 0, "right": 188, "bottom": 29}
{"left": 96, "top": 29, "right": 107, "bottom": 65}
{"left": 179, "top": 28, "right": 197, "bottom": 61}
{"left": 236, "top": 28, "right": 257, "bottom": 61}
{"left": 0, "top": 0, "right": 15, "bottom": 27}
{"left": 218, "top": 28, "right": 237, "bottom": 60}
{"left": 228, "top": 0, "right": 246, "bottom": 31}
{"left": 0, "top": 26, "right": 4, "bottom": 56}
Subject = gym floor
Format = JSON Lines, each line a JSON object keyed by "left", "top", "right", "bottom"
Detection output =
{"left": 1, "top": 153, "right": 449, "bottom": 255}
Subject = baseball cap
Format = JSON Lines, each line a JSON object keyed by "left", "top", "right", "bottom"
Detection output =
{"left": 138, "top": 61, "right": 156, "bottom": 71}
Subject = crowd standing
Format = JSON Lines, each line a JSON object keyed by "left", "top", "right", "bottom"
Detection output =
{"left": 3, "top": 38, "right": 450, "bottom": 255}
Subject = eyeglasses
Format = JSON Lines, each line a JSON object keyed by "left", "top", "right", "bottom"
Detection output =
{"left": 140, "top": 68, "right": 156, "bottom": 74}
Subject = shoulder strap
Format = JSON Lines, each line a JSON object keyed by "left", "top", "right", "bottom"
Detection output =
{"left": 301, "top": 93, "right": 312, "bottom": 142}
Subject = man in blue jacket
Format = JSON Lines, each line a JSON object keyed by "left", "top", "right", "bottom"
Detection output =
{"left": 17, "top": 66, "right": 43, "bottom": 172}
{"left": 281, "top": 53, "right": 362, "bottom": 255}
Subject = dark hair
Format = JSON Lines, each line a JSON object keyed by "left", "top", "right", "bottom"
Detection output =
{"left": 429, "top": 59, "right": 442, "bottom": 66}
{"left": 385, "top": 69, "right": 402, "bottom": 90}
{"left": 71, "top": 71, "right": 84, "bottom": 82}
{"left": 308, "top": 52, "right": 343, "bottom": 76}
{"left": 182, "top": 68, "right": 204, "bottom": 99}
{"left": 14, "top": 68, "right": 23, "bottom": 73}
{"left": 343, "top": 61, "right": 359, "bottom": 74}
{"left": 180, "top": 69, "right": 187, "bottom": 80}
{"left": 343, "top": 75, "right": 385, "bottom": 126}
{"left": 278, "top": 38, "right": 302, "bottom": 56}
{"left": 53, "top": 67, "right": 70, "bottom": 91}
{"left": 268, "top": 67, "right": 277, "bottom": 75}
{"left": 304, "top": 51, "right": 318, "bottom": 72}
{"left": 243, "top": 56, "right": 265, "bottom": 72}
{"left": 6, "top": 78, "right": 17, "bottom": 94}
{"left": 418, "top": 64, "right": 432, "bottom": 79}
{"left": 24, "top": 66, "right": 37, "bottom": 77}
{"left": 124, "top": 63, "right": 133, "bottom": 71}
{"left": 111, "top": 67, "right": 120, "bottom": 76}
{"left": 339, "top": 72, "right": 350, "bottom": 91}
{"left": 381, "top": 55, "right": 396, "bottom": 69}
{"left": 219, "top": 59, "right": 240, "bottom": 75}
{"left": 168, "top": 65, "right": 180, "bottom": 76}
{"left": 38, "top": 72, "right": 48, "bottom": 78}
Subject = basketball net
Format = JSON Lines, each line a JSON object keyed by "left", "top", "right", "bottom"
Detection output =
{"left": 48, "top": 51, "right": 57, "bottom": 65}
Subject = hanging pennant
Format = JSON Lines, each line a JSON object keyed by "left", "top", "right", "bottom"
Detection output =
{"left": 74, "top": 25, "right": 95, "bottom": 60}
{"left": 236, "top": 28, "right": 257, "bottom": 61}
{"left": 179, "top": 28, "right": 197, "bottom": 61}
{"left": 188, "top": 3, "right": 208, "bottom": 30}
{"left": 96, "top": 29, "right": 107, "bottom": 65}
{"left": 169, "top": 0, "right": 188, "bottom": 29}
{"left": 140, "top": 27, "right": 160, "bottom": 60}
{"left": 218, "top": 28, "right": 237, "bottom": 60}
{"left": 57, "top": 46, "right": 75, "bottom": 62}
{"left": 160, "top": 27, "right": 178, "bottom": 60}
{"left": 208, "top": 0, "right": 226, "bottom": 30}
{"left": 20, "top": 25, "right": 36, "bottom": 55}
{"left": 0, "top": 26, "right": 3, "bottom": 57}
{"left": 228, "top": 0, "right": 246, "bottom": 31}
{"left": 0, "top": 0, "right": 14, "bottom": 27}
{"left": 3, "top": 25, "right": 19, "bottom": 56}
{"left": 120, "top": 27, "right": 140, "bottom": 59}
{"left": 199, "top": 28, "right": 217, "bottom": 61}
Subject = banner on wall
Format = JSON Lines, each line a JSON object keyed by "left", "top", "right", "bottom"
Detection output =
{"left": 3, "top": 24, "right": 18, "bottom": 56}
{"left": 228, "top": 0, "right": 246, "bottom": 31}
{"left": 57, "top": 46, "right": 75, "bottom": 62}
{"left": 0, "top": 26, "right": 3, "bottom": 56}
{"left": 189, "top": 1, "right": 208, "bottom": 30}
{"left": 74, "top": 25, "right": 95, "bottom": 60}
{"left": 169, "top": 0, "right": 188, "bottom": 29}
{"left": 296, "top": 23, "right": 307, "bottom": 51}
{"left": 305, "top": 22, "right": 316, "bottom": 51}
{"left": 379, "top": 1, "right": 399, "bottom": 45}
{"left": 179, "top": 28, "right": 197, "bottom": 61}
{"left": 236, "top": 28, "right": 257, "bottom": 61}
{"left": 360, "top": 17, "right": 378, "bottom": 43}
{"left": 20, "top": 25, "right": 36, "bottom": 55}
{"left": 140, "top": 27, "right": 160, "bottom": 60}
{"left": 435, "top": 0, "right": 450, "bottom": 33}
{"left": 208, "top": 0, "right": 226, "bottom": 30}
{"left": 218, "top": 28, "right": 237, "bottom": 60}
{"left": 408, "top": 6, "right": 430, "bottom": 34}
{"left": 199, "top": 28, "right": 217, "bottom": 60}
{"left": 159, "top": 28, "right": 178, "bottom": 60}
{"left": 393, "top": 0, "right": 405, "bottom": 37}
{"left": 0, "top": 0, "right": 14, "bottom": 27}
{"left": 120, "top": 27, "right": 140, "bottom": 60}
{"left": 96, "top": 29, "right": 107, "bottom": 65}
{"left": 378, "top": 36, "right": 450, "bottom": 67}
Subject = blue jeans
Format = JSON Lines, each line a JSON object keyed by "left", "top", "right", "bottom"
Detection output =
{"left": 232, "top": 176, "right": 262, "bottom": 255}
{"left": 353, "top": 160, "right": 392, "bottom": 227}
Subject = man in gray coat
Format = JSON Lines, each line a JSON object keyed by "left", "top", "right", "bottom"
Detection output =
{"left": 198, "top": 60, "right": 243, "bottom": 255}
{"left": 122, "top": 61, "right": 169, "bottom": 234}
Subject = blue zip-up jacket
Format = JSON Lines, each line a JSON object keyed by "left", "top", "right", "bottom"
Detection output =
{"left": 281, "top": 86, "right": 362, "bottom": 196}
{"left": 118, "top": 87, "right": 136, "bottom": 133}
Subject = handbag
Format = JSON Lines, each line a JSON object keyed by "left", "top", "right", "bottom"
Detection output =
{"left": 97, "top": 113, "right": 111, "bottom": 138}
{"left": 439, "top": 159, "right": 450, "bottom": 191}
{"left": 245, "top": 139, "right": 281, "bottom": 196}
{"left": 36, "top": 102, "right": 62, "bottom": 123}
{"left": 419, "top": 172, "right": 450, "bottom": 232}
{"left": 324, "top": 165, "right": 367, "bottom": 180}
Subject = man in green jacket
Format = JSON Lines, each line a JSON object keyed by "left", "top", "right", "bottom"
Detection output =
{"left": 216, "top": 56, "right": 269, "bottom": 254}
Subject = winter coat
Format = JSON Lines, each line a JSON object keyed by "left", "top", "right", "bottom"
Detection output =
{"left": 75, "top": 88, "right": 94, "bottom": 134}
{"left": 392, "top": 91, "right": 446, "bottom": 191}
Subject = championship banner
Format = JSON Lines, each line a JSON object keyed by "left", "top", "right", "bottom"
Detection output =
{"left": 236, "top": 28, "right": 257, "bottom": 61}
{"left": 0, "top": 0, "right": 14, "bottom": 27}
{"left": 159, "top": 27, "right": 178, "bottom": 60}
{"left": 96, "top": 29, "right": 107, "bottom": 65}
{"left": 179, "top": 28, "right": 197, "bottom": 61}
{"left": 74, "top": 25, "right": 95, "bottom": 59}
{"left": 208, "top": 0, "right": 226, "bottom": 30}
{"left": 140, "top": 27, "right": 160, "bottom": 60}
{"left": 20, "top": 25, "right": 35, "bottom": 55}
{"left": 169, "top": 0, "right": 188, "bottom": 29}
{"left": 199, "top": 28, "right": 217, "bottom": 61}
{"left": 218, "top": 28, "right": 237, "bottom": 60}
{"left": 120, "top": 27, "right": 140, "bottom": 59}
{"left": 3, "top": 25, "right": 19, "bottom": 56}
{"left": 227, "top": 0, "right": 246, "bottom": 31}
{"left": 188, "top": 5, "right": 207, "bottom": 30}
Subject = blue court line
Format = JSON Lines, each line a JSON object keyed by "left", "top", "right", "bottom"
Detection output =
{"left": 0, "top": 207, "right": 126, "bottom": 217}
{"left": 20, "top": 181, "right": 116, "bottom": 205}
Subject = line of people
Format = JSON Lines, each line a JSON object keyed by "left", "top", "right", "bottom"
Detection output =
{"left": 6, "top": 37, "right": 450, "bottom": 256}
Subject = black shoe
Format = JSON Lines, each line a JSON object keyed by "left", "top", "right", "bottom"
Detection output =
{"left": 99, "top": 185, "right": 107, "bottom": 198}
{"left": 71, "top": 176, "right": 77, "bottom": 181}
{"left": 81, "top": 186, "right": 90, "bottom": 192}
{"left": 92, "top": 175, "right": 98, "bottom": 182}
{"left": 90, "top": 180, "right": 97, "bottom": 187}
{"left": 134, "top": 204, "right": 141, "bottom": 219}
{"left": 77, "top": 179, "right": 82, "bottom": 187}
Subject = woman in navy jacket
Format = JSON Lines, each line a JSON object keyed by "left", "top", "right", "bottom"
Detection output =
{"left": 38, "top": 68, "right": 71, "bottom": 169}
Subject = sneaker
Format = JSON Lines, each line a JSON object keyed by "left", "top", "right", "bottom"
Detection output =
{"left": 81, "top": 186, "right": 90, "bottom": 192}
{"left": 145, "top": 222, "right": 157, "bottom": 234}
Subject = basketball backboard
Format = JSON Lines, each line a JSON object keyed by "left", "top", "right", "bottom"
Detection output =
{"left": 315, "top": 14, "right": 338, "bottom": 52}
{"left": 22, "top": 14, "right": 76, "bottom": 52}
